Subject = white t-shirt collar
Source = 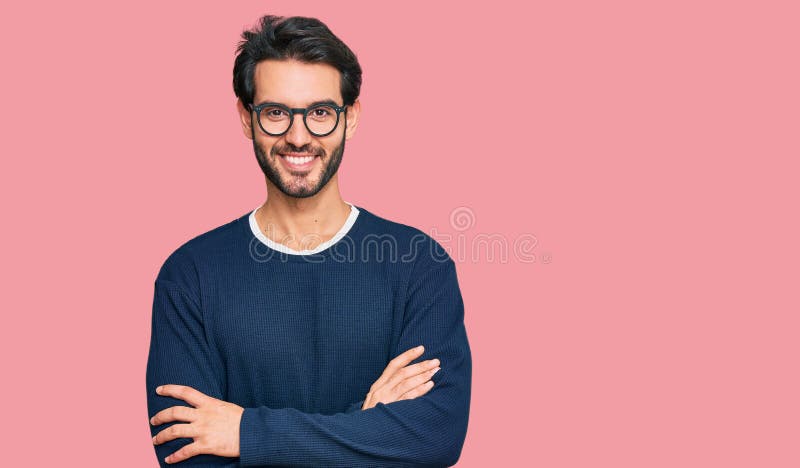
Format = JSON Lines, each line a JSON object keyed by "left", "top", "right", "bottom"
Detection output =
{"left": 248, "top": 202, "right": 360, "bottom": 255}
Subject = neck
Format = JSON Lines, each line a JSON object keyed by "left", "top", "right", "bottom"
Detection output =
{"left": 255, "top": 176, "right": 351, "bottom": 249}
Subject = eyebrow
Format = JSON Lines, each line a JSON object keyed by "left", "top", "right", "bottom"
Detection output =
{"left": 254, "top": 98, "right": 342, "bottom": 108}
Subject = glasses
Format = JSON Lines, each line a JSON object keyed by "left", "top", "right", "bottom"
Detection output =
{"left": 249, "top": 101, "right": 347, "bottom": 137}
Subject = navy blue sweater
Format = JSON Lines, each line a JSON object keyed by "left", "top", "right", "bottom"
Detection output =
{"left": 145, "top": 205, "right": 472, "bottom": 467}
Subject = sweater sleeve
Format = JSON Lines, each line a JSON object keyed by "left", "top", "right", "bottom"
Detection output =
{"left": 344, "top": 399, "right": 366, "bottom": 413}
{"left": 146, "top": 257, "right": 238, "bottom": 467}
{"left": 238, "top": 256, "right": 472, "bottom": 467}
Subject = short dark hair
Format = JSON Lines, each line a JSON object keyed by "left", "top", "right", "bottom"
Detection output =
{"left": 233, "top": 15, "right": 362, "bottom": 108}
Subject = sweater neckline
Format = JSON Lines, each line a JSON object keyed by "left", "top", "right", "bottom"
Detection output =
{"left": 245, "top": 202, "right": 362, "bottom": 261}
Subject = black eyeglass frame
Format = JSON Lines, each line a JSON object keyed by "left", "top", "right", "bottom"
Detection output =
{"left": 249, "top": 101, "right": 348, "bottom": 137}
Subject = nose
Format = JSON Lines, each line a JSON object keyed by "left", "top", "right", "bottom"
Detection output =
{"left": 284, "top": 113, "right": 312, "bottom": 148}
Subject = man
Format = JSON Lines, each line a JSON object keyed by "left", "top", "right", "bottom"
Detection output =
{"left": 146, "top": 15, "right": 472, "bottom": 467}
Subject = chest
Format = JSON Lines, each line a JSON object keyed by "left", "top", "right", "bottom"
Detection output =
{"left": 207, "top": 261, "right": 404, "bottom": 410}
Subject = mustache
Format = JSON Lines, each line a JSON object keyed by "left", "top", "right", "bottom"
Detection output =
{"left": 271, "top": 144, "right": 324, "bottom": 157}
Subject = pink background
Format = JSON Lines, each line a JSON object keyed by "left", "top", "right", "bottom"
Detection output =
{"left": 2, "top": 1, "right": 798, "bottom": 466}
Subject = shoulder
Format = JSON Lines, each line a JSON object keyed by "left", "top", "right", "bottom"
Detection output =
{"left": 155, "top": 212, "right": 248, "bottom": 290}
{"left": 353, "top": 205, "right": 453, "bottom": 269}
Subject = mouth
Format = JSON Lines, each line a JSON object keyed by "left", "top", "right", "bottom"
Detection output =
{"left": 279, "top": 153, "right": 319, "bottom": 171}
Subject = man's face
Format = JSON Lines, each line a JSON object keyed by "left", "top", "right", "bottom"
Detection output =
{"left": 240, "top": 59, "right": 359, "bottom": 198}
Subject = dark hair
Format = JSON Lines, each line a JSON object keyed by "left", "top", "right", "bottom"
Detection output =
{"left": 233, "top": 15, "right": 362, "bottom": 108}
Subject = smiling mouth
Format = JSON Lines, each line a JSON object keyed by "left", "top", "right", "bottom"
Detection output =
{"left": 279, "top": 153, "right": 319, "bottom": 170}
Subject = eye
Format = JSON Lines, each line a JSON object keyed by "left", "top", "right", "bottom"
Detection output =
{"left": 262, "top": 106, "right": 289, "bottom": 120}
{"left": 308, "top": 106, "right": 335, "bottom": 121}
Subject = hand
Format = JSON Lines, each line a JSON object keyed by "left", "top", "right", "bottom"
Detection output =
{"left": 150, "top": 384, "right": 244, "bottom": 464}
{"left": 362, "top": 345, "right": 441, "bottom": 410}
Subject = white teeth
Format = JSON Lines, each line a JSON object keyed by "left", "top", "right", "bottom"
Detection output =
{"left": 285, "top": 155, "right": 314, "bottom": 165}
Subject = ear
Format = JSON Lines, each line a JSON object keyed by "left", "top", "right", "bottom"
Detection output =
{"left": 236, "top": 99, "right": 254, "bottom": 140}
{"left": 344, "top": 99, "right": 361, "bottom": 141}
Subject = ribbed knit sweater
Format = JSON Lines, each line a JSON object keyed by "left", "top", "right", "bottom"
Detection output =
{"left": 145, "top": 204, "right": 472, "bottom": 467}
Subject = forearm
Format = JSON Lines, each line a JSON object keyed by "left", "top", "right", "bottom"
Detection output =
{"left": 240, "top": 379, "right": 469, "bottom": 467}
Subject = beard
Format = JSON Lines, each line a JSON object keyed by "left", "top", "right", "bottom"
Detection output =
{"left": 252, "top": 127, "right": 346, "bottom": 199}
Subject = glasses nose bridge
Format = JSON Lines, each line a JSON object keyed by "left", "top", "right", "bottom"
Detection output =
{"left": 286, "top": 107, "right": 309, "bottom": 133}
{"left": 284, "top": 107, "right": 312, "bottom": 139}
{"left": 289, "top": 108, "right": 309, "bottom": 123}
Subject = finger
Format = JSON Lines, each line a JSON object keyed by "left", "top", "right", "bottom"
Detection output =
{"left": 399, "top": 379, "right": 435, "bottom": 400}
{"left": 150, "top": 405, "right": 198, "bottom": 426}
{"left": 393, "top": 366, "right": 440, "bottom": 397}
{"left": 164, "top": 441, "right": 204, "bottom": 464}
{"left": 362, "top": 394, "right": 373, "bottom": 411}
{"left": 371, "top": 346, "right": 425, "bottom": 391}
{"left": 405, "top": 358, "right": 440, "bottom": 376}
{"left": 153, "top": 423, "right": 196, "bottom": 445}
{"left": 155, "top": 384, "right": 212, "bottom": 407}
{"left": 385, "top": 358, "right": 440, "bottom": 390}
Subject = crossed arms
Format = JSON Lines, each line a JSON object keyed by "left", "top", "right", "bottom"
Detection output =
{"left": 145, "top": 256, "right": 472, "bottom": 467}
